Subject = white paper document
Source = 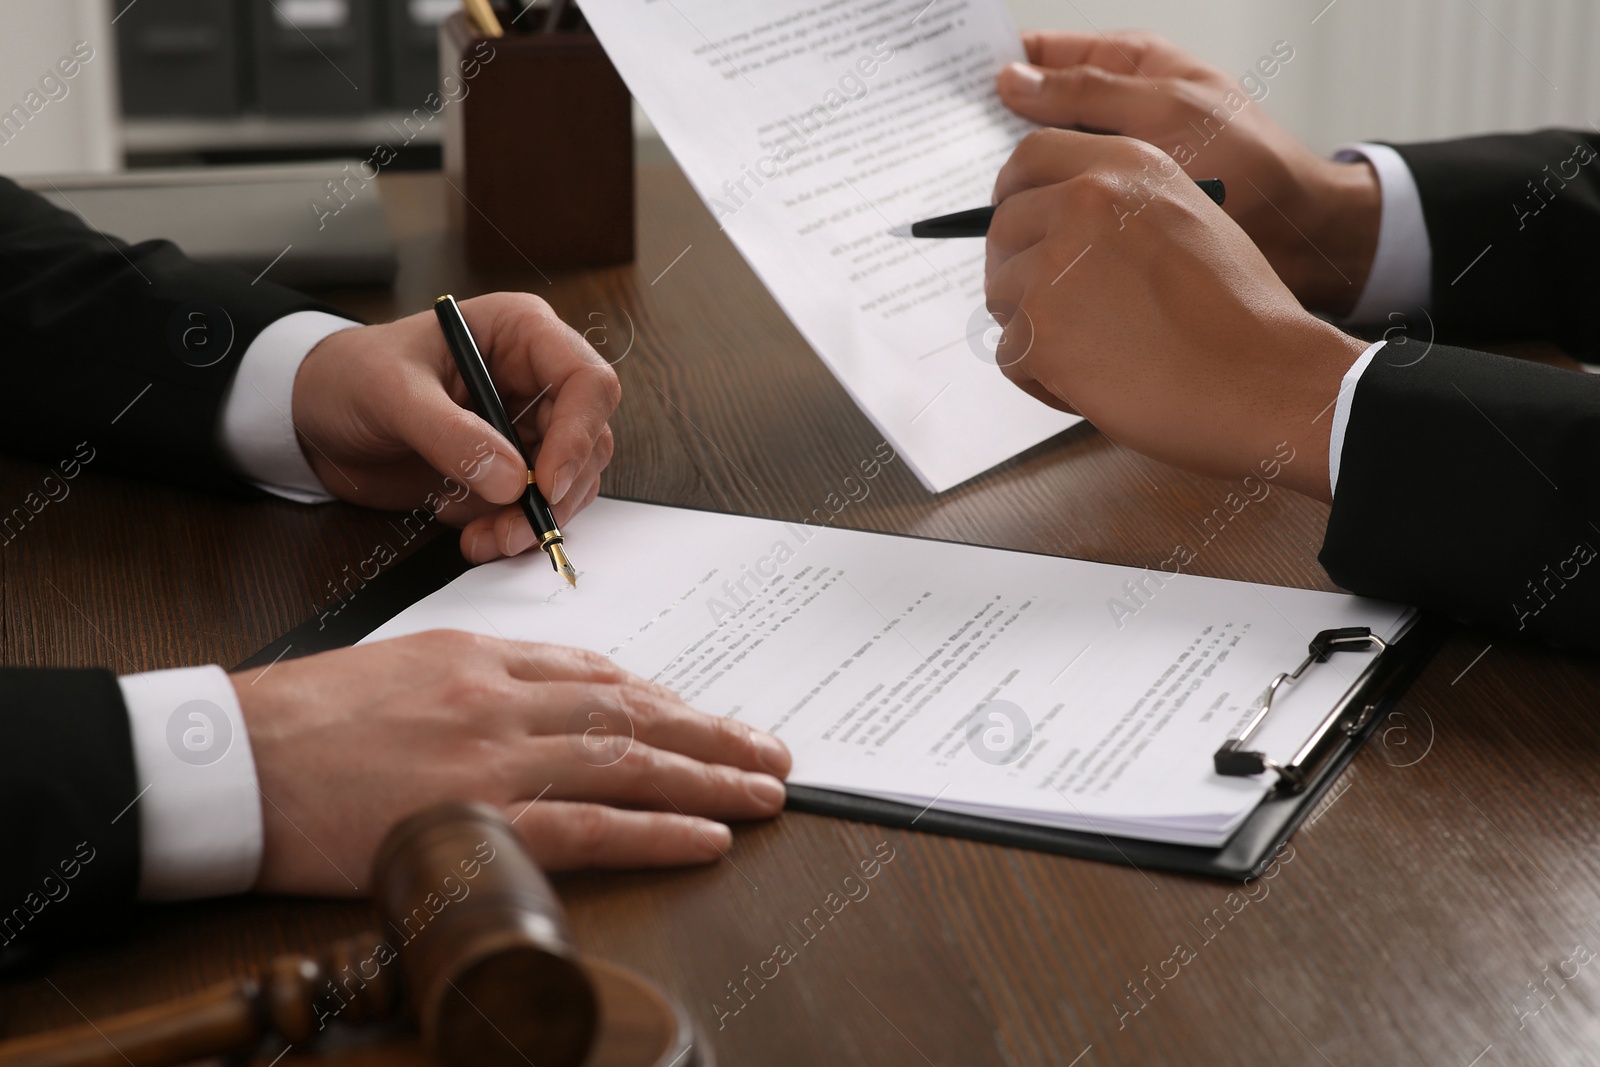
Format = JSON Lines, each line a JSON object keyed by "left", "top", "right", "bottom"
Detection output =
{"left": 365, "top": 500, "right": 1415, "bottom": 847}
{"left": 576, "top": 0, "right": 1077, "bottom": 492}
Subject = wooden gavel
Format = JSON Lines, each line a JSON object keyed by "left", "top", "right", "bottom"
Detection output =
{"left": 0, "top": 803, "right": 693, "bottom": 1067}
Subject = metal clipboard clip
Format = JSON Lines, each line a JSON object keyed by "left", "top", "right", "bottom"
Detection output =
{"left": 1213, "top": 626, "right": 1388, "bottom": 792}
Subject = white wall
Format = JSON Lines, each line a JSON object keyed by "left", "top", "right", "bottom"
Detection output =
{"left": 0, "top": 0, "right": 120, "bottom": 175}
{"left": 1004, "top": 0, "right": 1596, "bottom": 153}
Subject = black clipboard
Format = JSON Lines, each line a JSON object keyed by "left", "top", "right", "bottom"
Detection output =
{"left": 237, "top": 518, "right": 1444, "bottom": 882}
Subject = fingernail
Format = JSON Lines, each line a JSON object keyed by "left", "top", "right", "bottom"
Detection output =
{"left": 506, "top": 522, "right": 536, "bottom": 556}
{"left": 466, "top": 530, "right": 491, "bottom": 563}
{"left": 475, "top": 453, "right": 525, "bottom": 501}
{"left": 744, "top": 772, "right": 787, "bottom": 810}
{"left": 697, "top": 820, "right": 733, "bottom": 850}
{"left": 1005, "top": 62, "right": 1045, "bottom": 93}
{"left": 552, "top": 460, "right": 579, "bottom": 504}
{"left": 752, "top": 732, "right": 791, "bottom": 777}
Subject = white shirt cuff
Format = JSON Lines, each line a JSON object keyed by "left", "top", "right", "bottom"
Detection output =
{"left": 1329, "top": 340, "right": 1386, "bottom": 498}
{"left": 119, "top": 666, "right": 263, "bottom": 900}
{"left": 1333, "top": 143, "right": 1432, "bottom": 326}
{"left": 218, "top": 311, "right": 358, "bottom": 504}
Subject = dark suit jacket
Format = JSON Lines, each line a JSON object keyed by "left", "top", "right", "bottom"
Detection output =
{"left": 1321, "top": 129, "right": 1600, "bottom": 653}
{"left": 0, "top": 177, "right": 325, "bottom": 967}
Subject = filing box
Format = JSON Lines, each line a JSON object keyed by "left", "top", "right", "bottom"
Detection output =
{"left": 117, "top": 0, "right": 242, "bottom": 117}
{"left": 251, "top": 0, "right": 380, "bottom": 115}
{"left": 388, "top": 0, "right": 455, "bottom": 109}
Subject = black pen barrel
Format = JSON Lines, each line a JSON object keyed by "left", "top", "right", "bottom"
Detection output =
{"left": 434, "top": 296, "right": 560, "bottom": 542}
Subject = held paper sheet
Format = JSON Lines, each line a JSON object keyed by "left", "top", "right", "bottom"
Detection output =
{"left": 365, "top": 500, "right": 1415, "bottom": 847}
{"left": 576, "top": 0, "right": 1077, "bottom": 491}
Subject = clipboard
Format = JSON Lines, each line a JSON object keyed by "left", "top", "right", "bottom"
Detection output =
{"left": 237, "top": 525, "right": 1445, "bottom": 882}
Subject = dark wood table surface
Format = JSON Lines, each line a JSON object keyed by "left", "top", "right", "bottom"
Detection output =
{"left": 5, "top": 163, "right": 1600, "bottom": 1067}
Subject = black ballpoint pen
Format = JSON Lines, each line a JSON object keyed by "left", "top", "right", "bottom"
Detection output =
{"left": 898, "top": 178, "right": 1226, "bottom": 238}
{"left": 433, "top": 294, "right": 578, "bottom": 587}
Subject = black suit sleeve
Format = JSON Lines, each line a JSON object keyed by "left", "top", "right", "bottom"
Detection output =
{"left": 0, "top": 176, "right": 338, "bottom": 494}
{"left": 0, "top": 182, "right": 349, "bottom": 967}
{"left": 1320, "top": 344, "right": 1600, "bottom": 653}
{"left": 1389, "top": 129, "right": 1600, "bottom": 359}
{"left": 0, "top": 669, "right": 140, "bottom": 970}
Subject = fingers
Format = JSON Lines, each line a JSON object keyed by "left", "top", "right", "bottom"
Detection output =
{"left": 985, "top": 238, "right": 1041, "bottom": 335}
{"left": 997, "top": 62, "right": 1171, "bottom": 136}
{"left": 1010, "top": 374, "right": 1081, "bottom": 416}
{"left": 1021, "top": 29, "right": 1191, "bottom": 76}
{"left": 508, "top": 801, "right": 733, "bottom": 870}
{"left": 389, "top": 631, "right": 637, "bottom": 687}
{"left": 993, "top": 128, "right": 1108, "bottom": 203}
{"left": 982, "top": 244, "right": 1089, "bottom": 416}
{"left": 550, "top": 425, "right": 610, "bottom": 524}
{"left": 550, "top": 681, "right": 793, "bottom": 778}
{"left": 393, "top": 381, "right": 532, "bottom": 506}
{"left": 994, "top": 127, "right": 1178, "bottom": 206}
{"left": 492, "top": 638, "right": 637, "bottom": 686}
{"left": 509, "top": 736, "right": 787, "bottom": 821}
{"left": 464, "top": 294, "right": 622, "bottom": 510}
{"left": 985, "top": 185, "right": 1057, "bottom": 281}
{"left": 456, "top": 425, "right": 611, "bottom": 562}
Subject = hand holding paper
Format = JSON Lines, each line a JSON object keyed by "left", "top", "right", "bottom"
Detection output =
{"left": 577, "top": 0, "right": 1077, "bottom": 491}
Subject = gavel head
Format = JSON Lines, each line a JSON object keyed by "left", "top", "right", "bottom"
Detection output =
{"left": 371, "top": 802, "right": 599, "bottom": 1067}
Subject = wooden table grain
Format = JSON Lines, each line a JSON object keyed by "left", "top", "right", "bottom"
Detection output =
{"left": 4, "top": 165, "right": 1600, "bottom": 1067}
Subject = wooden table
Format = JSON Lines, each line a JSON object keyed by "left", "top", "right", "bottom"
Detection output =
{"left": 5, "top": 164, "right": 1600, "bottom": 1067}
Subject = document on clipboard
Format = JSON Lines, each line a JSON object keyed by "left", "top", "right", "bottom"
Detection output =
{"left": 362, "top": 499, "right": 1419, "bottom": 851}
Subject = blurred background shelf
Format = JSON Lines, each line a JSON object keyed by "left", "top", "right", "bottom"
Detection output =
{"left": 123, "top": 114, "right": 443, "bottom": 168}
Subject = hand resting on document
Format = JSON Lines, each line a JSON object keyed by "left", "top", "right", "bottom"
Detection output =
{"left": 233, "top": 630, "right": 792, "bottom": 895}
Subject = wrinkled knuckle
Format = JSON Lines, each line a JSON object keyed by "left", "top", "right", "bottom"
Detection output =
{"left": 1017, "top": 127, "right": 1062, "bottom": 159}
{"left": 505, "top": 290, "right": 555, "bottom": 319}
{"left": 712, "top": 714, "right": 755, "bottom": 755}
{"left": 441, "top": 671, "right": 505, "bottom": 714}
{"left": 615, "top": 744, "right": 659, "bottom": 784}
{"left": 570, "top": 646, "right": 622, "bottom": 679}
{"left": 1067, "top": 171, "right": 1123, "bottom": 208}
{"left": 566, "top": 804, "right": 613, "bottom": 859}
{"left": 1123, "top": 137, "right": 1171, "bottom": 169}
{"left": 612, "top": 688, "right": 659, "bottom": 733}
{"left": 1120, "top": 31, "right": 1159, "bottom": 55}
{"left": 595, "top": 364, "right": 624, "bottom": 410}
{"left": 1063, "top": 65, "right": 1103, "bottom": 92}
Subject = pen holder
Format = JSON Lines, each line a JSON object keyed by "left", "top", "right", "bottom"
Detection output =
{"left": 439, "top": 11, "right": 635, "bottom": 270}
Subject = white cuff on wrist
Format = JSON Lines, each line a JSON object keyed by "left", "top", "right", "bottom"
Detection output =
{"left": 218, "top": 311, "right": 360, "bottom": 504}
{"left": 119, "top": 666, "right": 263, "bottom": 900}
{"left": 1329, "top": 340, "right": 1386, "bottom": 499}
{"left": 1332, "top": 143, "right": 1432, "bottom": 326}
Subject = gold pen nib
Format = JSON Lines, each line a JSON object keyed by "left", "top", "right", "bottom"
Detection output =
{"left": 548, "top": 541, "right": 577, "bottom": 588}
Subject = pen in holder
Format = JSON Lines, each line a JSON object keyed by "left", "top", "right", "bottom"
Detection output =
{"left": 439, "top": 9, "right": 635, "bottom": 270}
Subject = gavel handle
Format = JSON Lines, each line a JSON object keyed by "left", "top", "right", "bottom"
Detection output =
{"left": 0, "top": 977, "right": 262, "bottom": 1067}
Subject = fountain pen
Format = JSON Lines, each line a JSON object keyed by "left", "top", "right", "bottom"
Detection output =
{"left": 433, "top": 295, "right": 577, "bottom": 587}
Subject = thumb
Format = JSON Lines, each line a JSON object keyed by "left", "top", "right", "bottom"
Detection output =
{"left": 400, "top": 380, "right": 529, "bottom": 503}
{"left": 997, "top": 61, "right": 1164, "bottom": 135}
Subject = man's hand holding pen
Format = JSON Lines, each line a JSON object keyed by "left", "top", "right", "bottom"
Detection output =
{"left": 289, "top": 291, "right": 619, "bottom": 564}
{"left": 981, "top": 128, "right": 1367, "bottom": 502}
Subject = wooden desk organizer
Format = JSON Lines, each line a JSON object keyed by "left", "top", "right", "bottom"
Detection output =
{"left": 439, "top": 11, "right": 635, "bottom": 270}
